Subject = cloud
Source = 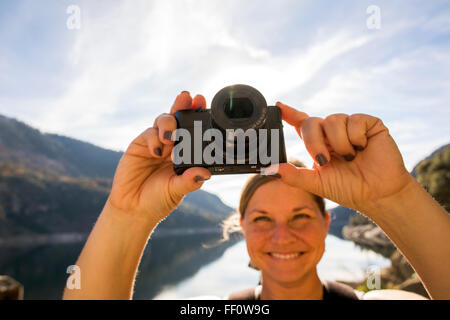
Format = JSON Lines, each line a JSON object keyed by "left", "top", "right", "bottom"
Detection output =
{"left": 1, "top": 0, "right": 449, "bottom": 208}
{"left": 20, "top": 0, "right": 370, "bottom": 155}
{"left": 300, "top": 44, "right": 450, "bottom": 169}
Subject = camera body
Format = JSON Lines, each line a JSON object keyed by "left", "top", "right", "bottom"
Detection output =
{"left": 173, "top": 84, "right": 287, "bottom": 175}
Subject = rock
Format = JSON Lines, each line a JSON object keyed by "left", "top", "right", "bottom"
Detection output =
{"left": 396, "top": 274, "right": 429, "bottom": 299}
{"left": 380, "top": 266, "right": 403, "bottom": 285}
{"left": 379, "top": 250, "right": 414, "bottom": 285}
{"left": 342, "top": 224, "right": 396, "bottom": 253}
{"left": 378, "top": 250, "right": 429, "bottom": 298}
{"left": 390, "top": 250, "right": 415, "bottom": 280}
{"left": 0, "top": 275, "right": 23, "bottom": 300}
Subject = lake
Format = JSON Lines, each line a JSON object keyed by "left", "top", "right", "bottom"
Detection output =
{"left": 0, "top": 232, "right": 389, "bottom": 299}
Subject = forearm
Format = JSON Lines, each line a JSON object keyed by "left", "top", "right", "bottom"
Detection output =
{"left": 365, "top": 177, "right": 450, "bottom": 299}
{"left": 63, "top": 200, "right": 159, "bottom": 300}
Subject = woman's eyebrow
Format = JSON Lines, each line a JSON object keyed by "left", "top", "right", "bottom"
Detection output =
{"left": 292, "top": 206, "right": 314, "bottom": 212}
{"left": 249, "top": 209, "right": 269, "bottom": 215}
{"left": 249, "top": 206, "right": 314, "bottom": 215}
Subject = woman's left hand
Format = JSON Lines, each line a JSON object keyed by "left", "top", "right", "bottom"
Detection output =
{"left": 272, "top": 102, "right": 415, "bottom": 214}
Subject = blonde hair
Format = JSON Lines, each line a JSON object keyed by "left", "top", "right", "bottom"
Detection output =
{"left": 222, "top": 158, "right": 326, "bottom": 241}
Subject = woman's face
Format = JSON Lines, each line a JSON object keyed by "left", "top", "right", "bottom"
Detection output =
{"left": 240, "top": 180, "right": 330, "bottom": 285}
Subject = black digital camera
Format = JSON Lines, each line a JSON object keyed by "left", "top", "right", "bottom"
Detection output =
{"left": 173, "top": 84, "right": 287, "bottom": 175}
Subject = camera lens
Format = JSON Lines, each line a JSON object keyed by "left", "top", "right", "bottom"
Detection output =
{"left": 224, "top": 98, "right": 253, "bottom": 119}
{"left": 211, "top": 84, "right": 267, "bottom": 131}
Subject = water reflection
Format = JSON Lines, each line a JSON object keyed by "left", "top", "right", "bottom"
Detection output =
{"left": 0, "top": 233, "right": 389, "bottom": 300}
{"left": 154, "top": 235, "right": 391, "bottom": 299}
{"left": 0, "top": 243, "right": 85, "bottom": 299}
{"left": 133, "top": 233, "right": 237, "bottom": 299}
{"left": 0, "top": 232, "right": 237, "bottom": 300}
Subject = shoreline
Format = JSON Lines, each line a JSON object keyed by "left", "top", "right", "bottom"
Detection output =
{"left": 0, "top": 227, "right": 224, "bottom": 247}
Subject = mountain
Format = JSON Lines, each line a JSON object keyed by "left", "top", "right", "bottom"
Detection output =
{"left": 0, "top": 114, "right": 234, "bottom": 240}
{"left": 412, "top": 144, "right": 450, "bottom": 211}
{"left": 0, "top": 115, "right": 122, "bottom": 179}
{"left": 327, "top": 206, "right": 358, "bottom": 239}
{"left": 411, "top": 143, "right": 450, "bottom": 179}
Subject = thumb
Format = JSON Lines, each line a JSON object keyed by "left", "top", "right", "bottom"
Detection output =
{"left": 271, "top": 163, "right": 323, "bottom": 197}
{"left": 168, "top": 167, "right": 211, "bottom": 203}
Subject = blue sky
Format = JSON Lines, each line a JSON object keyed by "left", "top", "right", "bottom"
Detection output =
{"left": 1, "top": 0, "right": 449, "bottom": 208}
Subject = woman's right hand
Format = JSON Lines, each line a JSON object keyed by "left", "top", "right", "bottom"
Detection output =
{"left": 108, "top": 91, "right": 212, "bottom": 224}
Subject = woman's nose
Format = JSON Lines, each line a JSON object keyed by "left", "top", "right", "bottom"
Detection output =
{"left": 271, "top": 224, "right": 297, "bottom": 244}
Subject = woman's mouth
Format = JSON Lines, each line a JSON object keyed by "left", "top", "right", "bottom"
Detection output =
{"left": 267, "top": 252, "right": 305, "bottom": 260}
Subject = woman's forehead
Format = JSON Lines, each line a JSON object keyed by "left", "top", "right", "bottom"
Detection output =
{"left": 247, "top": 180, "right": 317, "bottom": 211}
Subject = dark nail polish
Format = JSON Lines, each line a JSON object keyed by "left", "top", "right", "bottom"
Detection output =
{"left": 344, "top": 154, "right": 355, "bottom": 162}
{"left": 353, "top": 144, "right": 364, "bottom": 151}
{"left": 315, "top": 154, "right": 328, "bottom": 166}
{"left": 154, "top": 147, "right": 162, "bottom": 156}
{"left": 164, "top": 130, "right": 172, "bottom": 141}
{"left": 194, "top": 176, "right": 205, "bottom": 183}
{"left": 181, "top": 90, "right": 190, "bottom": 94}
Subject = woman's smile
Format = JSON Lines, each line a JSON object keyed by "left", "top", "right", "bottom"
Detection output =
{"left": 267, "top": 251, "right": 307, "bottom": 260}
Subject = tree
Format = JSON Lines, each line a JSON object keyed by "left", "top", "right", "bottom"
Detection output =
{"left": 415, "top": 146, "right": 450, "bottom": 212}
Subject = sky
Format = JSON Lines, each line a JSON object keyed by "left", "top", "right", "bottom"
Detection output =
{"left": 1, "top": 0, "right": 449, "bottom": 208}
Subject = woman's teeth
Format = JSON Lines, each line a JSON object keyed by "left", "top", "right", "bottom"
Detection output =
{"left": 269, "top": 252, "right": 303, "bottom": 259}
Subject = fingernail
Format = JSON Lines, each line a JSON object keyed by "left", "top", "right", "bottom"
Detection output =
{"left": 315, "top": 154, "right": 328, "bottom": 166}
{"left": 181, "top": 90, "right": 190, "bottom": 94}
{"left": 353, "top": 144, "right": 364, "bottom": 151}
{"left": 194, "top": 176, "right": 209, "bottom": 183}
{"left": 164, "top": 130, "right": 172, "bottom": 141}
{"left": 154, "top": 147, "right": 162, "bottom": 157}
{"left": 344, "top": 154, "right": 355, "bottom": 162}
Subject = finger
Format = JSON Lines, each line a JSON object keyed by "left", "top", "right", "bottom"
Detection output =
{"left": 154, "top": 113, "right": 177, "bottom": 145}
{"left": 141, "top": 127, "right": 165, "bottom": 158}
{"left": 168, "top": 167, "right": 212, "bottom": 201}
{"left": 274, "top": 163, "right": 323, "bottom": 198}
{"left": 127, "top": 127, "right": 163, "bottom": 158}
{"left": 346, "top": 113, "right": 371, "bottom": 150}
{"left": 300, "top": 117, "right": 330, "bottom": 166}
{"left": 276, "top": 101, "right": 309, "bottom": 136}
{"left": 170, "top": 91, "right": 193, "bottom": 114}
{"left": 322, "top": 113, "right": 356, "bottom": 161}
{"left": 192, "top": 94, "right": 207, "bottom": 109}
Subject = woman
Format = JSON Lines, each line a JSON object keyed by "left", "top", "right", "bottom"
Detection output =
{"left": 62, "top": 91, "right": 450, "bottom": 300}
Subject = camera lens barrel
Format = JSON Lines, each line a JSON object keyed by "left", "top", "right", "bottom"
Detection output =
{"left": 211, "top": 84, "right": 267, "bottom": 131}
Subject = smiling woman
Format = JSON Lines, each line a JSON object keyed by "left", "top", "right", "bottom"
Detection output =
{"left": 237, "top": 160, "right": 333, "bottom": 299}
{"left": 240, "top": 161, "right": 326, "bottom": 275}
{"left": 224, "top": 159, "right": 351, "bottom": 299}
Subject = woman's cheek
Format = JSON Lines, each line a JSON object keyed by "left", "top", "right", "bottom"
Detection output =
{"left": 293, "top": 221, "right": 327, "bottom": 247}
{"left": 245, "top": 229, "right": 271, "bottom": 260}
{"left": 296, "top": 222, "right": 327, "bottom": 263}
{"left": 246, "top": 228, "right": 269, "bottom": 248}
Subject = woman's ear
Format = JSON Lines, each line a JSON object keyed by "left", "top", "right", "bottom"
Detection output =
{"left": 240, "top": 215, "right": 245, "bottom": 234}
{"left": 324, "top": 210, "right": 331, "bottom": 234}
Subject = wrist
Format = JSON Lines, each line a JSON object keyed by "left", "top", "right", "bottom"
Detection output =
{"left": 68, "top": 199, "right": 158, "bottom": 299}
{"left": 102, "top": 198, "right": 161, "bottom": 235}
{"left": 362, "top": 174, "right": 418, "bottom": 220}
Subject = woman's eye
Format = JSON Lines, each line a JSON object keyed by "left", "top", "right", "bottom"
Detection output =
{"left": 254, "top": 216, "right": 271, "bottom": 222}
{"left": 293, "top": 213, "right": 310, "bottom": 219}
